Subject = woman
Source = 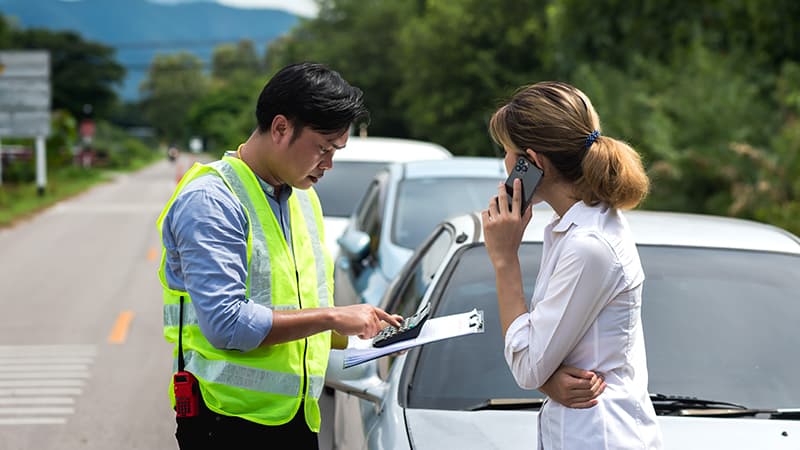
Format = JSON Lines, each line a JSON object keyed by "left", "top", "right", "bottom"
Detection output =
{"left": 482, "top": 81, "right": 663, "bottom": 449}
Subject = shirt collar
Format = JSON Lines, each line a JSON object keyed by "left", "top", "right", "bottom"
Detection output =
{"left": 550, "top": 201, "right": 599, "bottom": 233}
{"left": 256, "top": 176, "right": 292, "bottom": 201}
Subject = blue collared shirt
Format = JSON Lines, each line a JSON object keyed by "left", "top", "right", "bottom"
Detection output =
{"left": 161, "top": 154, "right": 292, "bottom": 352}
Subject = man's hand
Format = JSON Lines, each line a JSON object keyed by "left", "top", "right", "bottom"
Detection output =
{"left": 264, "top": 305, "right": 403, "bottom": 347}
{"left": 539, "top": 365, "right": 606, "bottom": 408}
{"left": 333, "top": 304, "right": 403, "bottom": 340}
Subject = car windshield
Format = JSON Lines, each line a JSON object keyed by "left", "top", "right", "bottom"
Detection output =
{"left": 392, "top": 178, "right": 501, "bottom": 249}
{"left": 314, "top": 161, "right": 388, "bottom": 217}
{"left": 406, "top": 244, "right": 800, "bottom": 411}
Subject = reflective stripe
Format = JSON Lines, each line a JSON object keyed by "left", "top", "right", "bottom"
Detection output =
{"left": 307, "top": 372, "right": 324, "bottom": 399}
{"left": 173, "top": 350, "right": 324, "bottom": 399}
{"left": 210, "top": 160, "right": 273, "bottom": 307}
{"left": 163, "top": 302, "right": 198, "bottom": 327}
{"left": 295, "top": 192, "right": 329, "bottom": 308}
{"left": 163, "top": 302, "right": 299, "bottom": 327}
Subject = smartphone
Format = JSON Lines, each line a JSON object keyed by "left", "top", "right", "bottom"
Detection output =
{"left": 503, "top": 156, "right": 543, "bottom": 214}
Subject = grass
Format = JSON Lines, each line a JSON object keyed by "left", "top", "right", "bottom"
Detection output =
{"left": 0, "top": 154, "right": 162, "bottom": 229}
{"left": 0, "top": 167, "right": 111, "bottom": 228}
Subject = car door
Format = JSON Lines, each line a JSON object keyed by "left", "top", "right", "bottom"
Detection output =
{"left": 334, "top": 170, "right": 390, "bottom": 306}
{"left": 335, "top": 224, "right": 457, "bottom": 449}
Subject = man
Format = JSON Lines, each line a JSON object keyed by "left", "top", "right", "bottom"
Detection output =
{"left": 156, "top": 62, "right": 402, "bottom": 448}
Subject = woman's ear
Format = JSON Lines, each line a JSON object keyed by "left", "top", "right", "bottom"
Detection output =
{"left": 525, "top": 148, "right": 544, "bottom": 171}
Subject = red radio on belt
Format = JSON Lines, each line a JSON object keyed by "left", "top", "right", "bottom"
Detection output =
{"left": 173, "top": 296, "right": 200, "bottom": 418}
{"left": 173, "top": 371, "right": 200, "bottom": 418}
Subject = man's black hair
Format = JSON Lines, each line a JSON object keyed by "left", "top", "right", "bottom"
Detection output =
{"left": 255, "top": 62, "right": 369, "bottom": 141}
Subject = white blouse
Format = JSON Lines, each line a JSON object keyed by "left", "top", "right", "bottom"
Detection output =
{"left": 504, "top": 201, "right": 663, "bottom": 449}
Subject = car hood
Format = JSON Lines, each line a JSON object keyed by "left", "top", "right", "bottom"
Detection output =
{"left": 405, "top": 409, "right": 800, "bottom": 450}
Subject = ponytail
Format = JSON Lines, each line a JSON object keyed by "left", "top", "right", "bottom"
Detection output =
{"left": 578, "top": 136, "right": 649, "bottom": 210}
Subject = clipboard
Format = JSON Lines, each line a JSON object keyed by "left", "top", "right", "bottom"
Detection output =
{"left": 341, "top": 308, "right": 485, "bottom": 368}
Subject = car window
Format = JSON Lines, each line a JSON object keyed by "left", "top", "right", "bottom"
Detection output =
{"left": 386, "top": 227, "right": 454, "bottom": 318}
{"left": 377, "top": 226, "right": 455, "bottom": 379}
{"left": 353, "top": 175, "right": 386, "bottom": 258}
{"left": 407, "top": 244, "right": 544, "bottom": 410}
{"left": 314, "top": 161, "right": 388, "bottom": 217}
{"left": 392, "top": 177, "right": 501, "bottom": 249}
{"left": 638, "top": 246, "right": 800, "bottom": 409}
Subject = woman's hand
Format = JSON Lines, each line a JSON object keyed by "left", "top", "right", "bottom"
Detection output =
{"left": 481, "top": 179, "right": 533, "bottom": 269}
{"left": 539, "top": 365, "right": 606, "bottom": 408}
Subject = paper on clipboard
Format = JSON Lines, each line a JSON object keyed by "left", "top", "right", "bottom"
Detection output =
{"left": 342, "top": 308, "right": 484, "bottom": 368}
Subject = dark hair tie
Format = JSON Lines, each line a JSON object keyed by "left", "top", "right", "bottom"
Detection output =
{"left": 584, "top": 130, "right": 600, "bottom": 148}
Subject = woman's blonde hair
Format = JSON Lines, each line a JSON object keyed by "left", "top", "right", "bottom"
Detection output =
{"left": 489, "top": 81, "right": 649, "bottom": 210}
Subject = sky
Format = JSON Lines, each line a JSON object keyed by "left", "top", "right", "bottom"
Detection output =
{"left": 150, "top": 0, "right": 319, "bottom": 17}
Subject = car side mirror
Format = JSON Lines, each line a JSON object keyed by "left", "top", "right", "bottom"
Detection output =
{"left": 337, "top": 229, "right": 370, "bottom": 262}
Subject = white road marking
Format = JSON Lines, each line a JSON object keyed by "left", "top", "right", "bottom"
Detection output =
{"left": 0, "top": 345, "right": 96, "bottom": 356}
{"left": 0, "top": 372, "right": 90, "bottom": 380}
{"left": 0, "top": 417, "right": 67, "bottom": 425}
{"left": 0, "top": 364, "right": 90, "bottom": 372}
{"left": 0, "top": 407, "right": 75, "bottom": 415}
{"left": 0, "top": 388, "right": 82, "bottom": 396}
{"left": 0, "top": 344, "right": 95, "bottom": 426}
{"left": 0, "top": 380, "right": 84, "bottom": 388}
{"left": 0, "top": 397, "right": 74, "bottom": 405}
{"left": 0, "top": 357, "right": 94, "bottom": 365}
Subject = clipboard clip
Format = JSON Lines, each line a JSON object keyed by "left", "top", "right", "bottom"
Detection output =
{"left": 468, "top": 309, "right": 484, "bottom": 332}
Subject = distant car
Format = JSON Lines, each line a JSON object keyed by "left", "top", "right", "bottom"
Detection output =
{"left": 314, "top": 136, "right": 452, "bottom": 261}
{"left": 326, "top": 209, "right": 800, "bottom": 450}
{"left": 333, "top": 156, "right": 507, "bottom": 307}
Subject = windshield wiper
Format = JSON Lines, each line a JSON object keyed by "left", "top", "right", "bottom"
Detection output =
{"left": 466, "top": 398, "right": 546, "bottom": 412}
{"left": 769, "top": 410, "right": 800, "bottom": 420}
{"left": 650, "top": 393, "right": 748, "bottom": 410}
{"left": 650, "top": 393, "right": 761, "bottom": 417}
{"left": 465, "top": 395, "right": 800, "bottom": 419}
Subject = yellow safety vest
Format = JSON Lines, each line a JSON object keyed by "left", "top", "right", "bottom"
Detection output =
{"left": 156, "top": 155, "right": 333, "bottom": 431}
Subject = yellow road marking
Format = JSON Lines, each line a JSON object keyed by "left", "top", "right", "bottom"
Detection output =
{"left": 108, "top": 311, "right": 135, "bottom": 344}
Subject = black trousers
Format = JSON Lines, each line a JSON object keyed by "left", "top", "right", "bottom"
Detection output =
{"left": 175, "top": 395, "right": 319, "bottom": 449}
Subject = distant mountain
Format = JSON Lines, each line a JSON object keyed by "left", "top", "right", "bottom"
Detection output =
{"left": 0, "top": 0, "right": 298, "bottom": 100}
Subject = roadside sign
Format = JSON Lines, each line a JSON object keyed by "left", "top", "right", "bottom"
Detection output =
{"left": 0, "top": 51, "right": 51, "bottom": 194}
{"left": 0, "top": 51, "right": 51, "bottom": 137}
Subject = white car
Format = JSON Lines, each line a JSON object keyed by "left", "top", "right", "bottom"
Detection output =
{"left": 333, "top": 156, "right": 508, "bottom": 307}
{"left": 326, "top": 208, "right": 800, "bottom": 449}
{"left": 313, "top": 136, "right": 452, "bottom": 261}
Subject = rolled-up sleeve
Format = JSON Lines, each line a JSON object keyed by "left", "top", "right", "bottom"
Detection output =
{"left": 503, "top": 231, "right": 621, "bottom": 389}
{"left": 163, "top": 176, "right": 273, "bottom": 352}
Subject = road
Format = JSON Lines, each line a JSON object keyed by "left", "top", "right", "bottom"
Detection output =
{"left": 0, "top": 156, "right": 169, "bottom": 449}
{"left": 0, "top": 154, "right": 340, "bottom": 450}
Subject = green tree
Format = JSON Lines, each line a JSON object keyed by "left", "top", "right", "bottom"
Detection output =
{"left": 211, "top": 40, "right": 262, "bottom": 83}
{"left": 0, "top": 14, "right": 13, "bottom": 47}
{"left": 572, "top": 42, "right": 776, "bottom": 214}
{"left": 266, "top": 0, "right": 415, "bottom": 138}
{"left": 140, "top": 52, "right": 209, "bottom": 143}
{"left": 187, "top": 78, "right": 262, "bottom": 154}
{"left": 731, "top": 60, "right": 800, "bottom": 236}
{"left": 396, "top": 0, "right": 552, "bottom": 154}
